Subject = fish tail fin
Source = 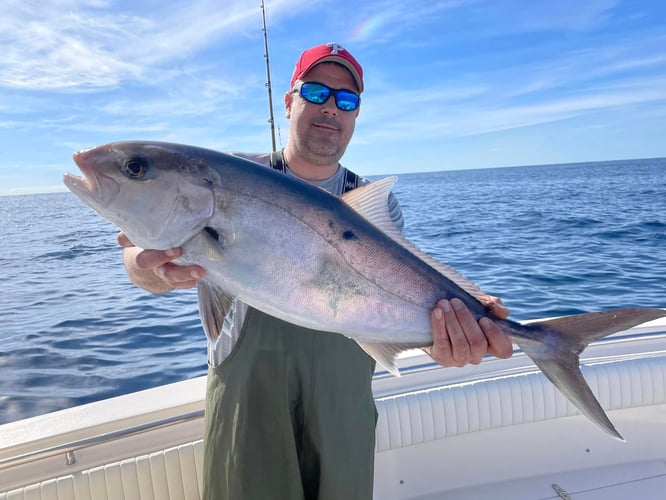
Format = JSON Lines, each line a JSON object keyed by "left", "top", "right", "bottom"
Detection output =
{"left": 519, "top": 308, "right": 665, "bottom": 441}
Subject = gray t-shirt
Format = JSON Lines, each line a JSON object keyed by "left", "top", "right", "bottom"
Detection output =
{"left": 208, "top": 152, "right": 404, "bottom": 366}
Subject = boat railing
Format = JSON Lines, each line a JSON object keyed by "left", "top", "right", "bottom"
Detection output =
{"left": 0, "top": 408, "right": 205, "bottom": 472}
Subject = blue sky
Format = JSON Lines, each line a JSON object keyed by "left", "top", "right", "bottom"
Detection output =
{"left": 1, "top": 0, "right": 665, "bottom": 195}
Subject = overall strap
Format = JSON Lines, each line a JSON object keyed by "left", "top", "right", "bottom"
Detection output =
{"left": 272, "top": 148, "right": 360, "bottom": 194}
{"left": 342, "top": 169, "right": 360, "bottom": 193}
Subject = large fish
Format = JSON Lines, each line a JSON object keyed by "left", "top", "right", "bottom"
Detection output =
{"left": 64, "top": 141, "right": 664, "bottom": 441}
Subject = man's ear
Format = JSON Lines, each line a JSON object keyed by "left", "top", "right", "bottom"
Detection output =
{"left": 284, "top": 91, "right": 293, "bottom": 119}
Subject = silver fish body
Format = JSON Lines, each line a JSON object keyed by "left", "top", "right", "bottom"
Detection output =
{"left": 64, "top": 141, "right": 666, "bottom": 441}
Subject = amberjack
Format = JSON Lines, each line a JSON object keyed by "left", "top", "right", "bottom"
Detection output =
{"left": 64, "top": 141, "right": 665, "bottom": 441}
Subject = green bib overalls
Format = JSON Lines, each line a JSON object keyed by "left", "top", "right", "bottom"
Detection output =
{"left": 202, "top": 307, "right": 377, "bottom": 500}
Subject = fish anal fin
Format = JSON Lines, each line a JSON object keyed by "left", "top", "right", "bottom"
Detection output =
{"left": 197, "top": 280, "right": 235, "bottom": 345}
{"left": 358, "top": 341, "right": 430, "bottom": 377}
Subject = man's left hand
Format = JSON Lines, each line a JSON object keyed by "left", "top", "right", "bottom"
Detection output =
{"left": 425, "top": 296, "right": 513, "bottom": 367}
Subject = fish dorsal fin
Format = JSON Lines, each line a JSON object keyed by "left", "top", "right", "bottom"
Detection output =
{"left": 342, "top": 177, "right": 491, "bottom": 303}
{"left": 402, "top": 239, "right": 490, "bottom": 303}
{"left": 341, "top": 176, "right": 399, "bottom": 235}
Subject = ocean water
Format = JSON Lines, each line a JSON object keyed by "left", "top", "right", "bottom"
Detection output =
{"left": 1, "top": 157, "right": 665, "bottom": 424}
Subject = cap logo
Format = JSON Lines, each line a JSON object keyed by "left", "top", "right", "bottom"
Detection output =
{"left": 326, "top": 42, "right": 345, "bottom": 54}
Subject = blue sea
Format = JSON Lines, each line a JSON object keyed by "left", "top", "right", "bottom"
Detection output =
{"left": 1, "top": 158, "right": 665, "bottom": 425}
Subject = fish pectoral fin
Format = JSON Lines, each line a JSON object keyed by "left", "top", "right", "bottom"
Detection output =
{"left": 197, "top": 280, "right": 236, "bottom": 344}
{"left": 358, "top": 342, "right": 429, "bottom": 377}
{"left": 201, "top": 227, "right": 226, "bottom": 262}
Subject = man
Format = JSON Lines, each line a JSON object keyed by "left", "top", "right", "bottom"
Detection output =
{"left": 119, "top": 43, "right": 512, "bottom": 499}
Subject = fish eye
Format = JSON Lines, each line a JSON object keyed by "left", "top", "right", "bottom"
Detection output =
{"left": 123, "top": 158, "right": 148, "bottom": 179}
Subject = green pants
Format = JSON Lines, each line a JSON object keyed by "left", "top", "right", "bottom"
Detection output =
{"left": 202, "top": 307, "right": 377, "bottom": 500}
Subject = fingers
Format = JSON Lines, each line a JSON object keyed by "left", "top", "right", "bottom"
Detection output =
{"left": 428, "top": 298, "right": 513, "bottom": 367}
{"left": 479, "top": 317, "right": 514, "bottom": 359}
{"left": 480, "top": 294, "right": 510, "bottom": 319}
{"left": 123, "top": 244, "right": 206, "bottom": 292}
{"left": 154, "top": 261, "right": 206, "bottom": 289}
{"left": 430, "top": 299, "right": 486, "bottom": 366}
{"left": 117, "top": 232, "right": 134, "bottom": 248}
{"left": 133, "top": 247, "right": 180, "bottom": 270}
{"left": 428, "top": 303, "right": 458, "bottom": 367}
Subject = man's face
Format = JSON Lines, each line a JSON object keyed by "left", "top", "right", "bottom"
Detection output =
{"left": 285, "top": 62, "right": 360, "bottom": 166}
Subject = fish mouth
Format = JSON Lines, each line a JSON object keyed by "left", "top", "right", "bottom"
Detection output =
{"left": 63, "top": 148, "right": 118, "bottom": 205}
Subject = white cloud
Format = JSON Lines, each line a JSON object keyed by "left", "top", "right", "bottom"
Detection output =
{"left": 0, "top": 0, "right": 300, "bottom": 90}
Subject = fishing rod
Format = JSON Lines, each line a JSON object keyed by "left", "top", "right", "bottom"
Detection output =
{"left": 260, "top": 0, "right": 277, "bottom": 152}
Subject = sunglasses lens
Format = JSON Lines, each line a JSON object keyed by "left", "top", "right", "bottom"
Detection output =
{"left": 298, "top": 82, "right": 360, "bottom": 111}
{"left": 335, "top": 90, "right": 360, "bottom": 111}
{"left": 300, "top": 83, "right": 330, "bottom": 104}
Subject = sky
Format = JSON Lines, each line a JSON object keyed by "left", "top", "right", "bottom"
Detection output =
{"left": 1, "top": 0, "right": 665, "bottom": 195}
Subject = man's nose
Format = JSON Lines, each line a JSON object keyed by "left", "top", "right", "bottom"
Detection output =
{"left": 320, "top": 95, "right": 337, "bottom": 115}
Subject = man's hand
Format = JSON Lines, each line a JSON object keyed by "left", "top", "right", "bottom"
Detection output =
{"left": 118, "top": 232, "right": 206, "bottom": 293}
{"left": 425, "top": 296, "right": 513, "bottom": 367}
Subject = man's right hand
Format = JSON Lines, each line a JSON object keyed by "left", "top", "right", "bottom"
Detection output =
{"left": 118, "top": 232, "right": 206, "bottom": 294}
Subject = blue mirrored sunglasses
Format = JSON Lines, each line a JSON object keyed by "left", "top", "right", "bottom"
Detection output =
{"left": 293, "top": 81, "right": 361, "bottom": 111}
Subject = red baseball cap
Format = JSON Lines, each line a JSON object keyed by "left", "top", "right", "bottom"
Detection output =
{"left": 290, "top": 42, "right": 364, "bottom": 93}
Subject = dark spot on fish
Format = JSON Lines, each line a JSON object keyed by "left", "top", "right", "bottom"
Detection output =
{"left": 342, "top": 230, "right": 358, "bottom": 241}
{"left": 328, "top": 220, "right": 335, "bottom": 229}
